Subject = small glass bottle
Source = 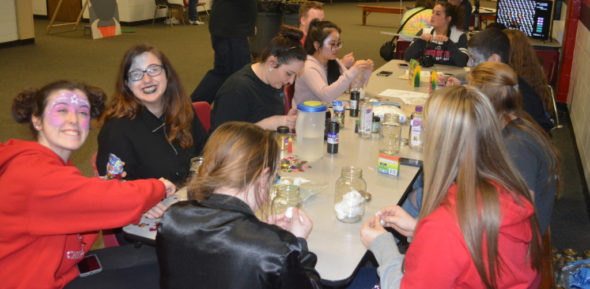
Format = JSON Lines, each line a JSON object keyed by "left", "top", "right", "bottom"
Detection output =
{"left": 332, "top": 100, "right": 345, "bottom": 128}
{"left": 359, "top": 101, "right": 373, "bottom": 139}
{"left": 350, "top": 89, "right": 360, "bottom": 117}
{"left": 276, "top": 126, "right": 290, "bottom": 152}
{"left": 327, "top": 121, "right": 339, "bottom": 154}
{"left": 334, "top": 166, "right": 367, "bottom": 223}
{"left": 409, "top": 106, "right": 423, "bottom": 151}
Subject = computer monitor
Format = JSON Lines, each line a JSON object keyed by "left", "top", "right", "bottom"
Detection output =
{"left": 496, "top": 0, "right": 553, "bottom": 40}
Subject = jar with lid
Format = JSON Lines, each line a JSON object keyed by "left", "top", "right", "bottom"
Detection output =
{"left": 271, "top": 184, "right": 302, "bottom": 215}
{"left": 296, "top": 101, "right": 327, "bottom": 162}
{"left": 276, "top": 126, "right": 290, "bottom": 153}
{"left": 334, "top": 166, "right": 367, "bottom": 223}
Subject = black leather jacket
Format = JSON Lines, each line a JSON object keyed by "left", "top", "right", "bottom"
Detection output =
{"left": 156, "top": 194, "right": 322, "bottom": 289}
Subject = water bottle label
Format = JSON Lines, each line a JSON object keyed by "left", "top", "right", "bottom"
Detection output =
{"left": 351, "top": 100, "right": 358, "bottom": 109}
{"left": 327, "top": 133, "right": 339, "bottom": 144}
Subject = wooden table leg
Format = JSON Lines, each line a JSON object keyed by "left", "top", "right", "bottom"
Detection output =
{"left": 362, "top": 10, "right": 367, "bottom": 25}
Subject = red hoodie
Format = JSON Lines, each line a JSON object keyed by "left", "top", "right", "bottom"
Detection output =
{"left": 0, "top": 140, "right": 165, "bottom": 289}
{"left": 401, "top": 183, "right": 540, "bottom": 289}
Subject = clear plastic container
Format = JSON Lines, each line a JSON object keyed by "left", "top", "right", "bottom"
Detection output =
{"left": 380, "top": 114, "right": 401, "bottom": 155}
{"left": 296, "top": 101, "right": 327, "bottom": 162}
{"left": 359, "top": 101, "right": 373, "bottom": 139}
{"left": 409, "top": 105, "right": 423, "bottom": 151}
{"left": 334, "top": 166, "right": 367, "bottom": 223}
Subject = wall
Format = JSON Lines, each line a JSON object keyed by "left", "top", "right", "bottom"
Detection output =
{"left": 0, "top": 1, "right": 19, "bottom": 43}
{"left": 17, "top": 0, "right": 35, "bottom": 40}
{"left": 568, "top": 1, "right": 590, "bottom": 186}
{"left": 35, "top": 0, "right": 211, "bottom": 22}
{"left": 0, "top": 0, "right": 34, "bottom": 45}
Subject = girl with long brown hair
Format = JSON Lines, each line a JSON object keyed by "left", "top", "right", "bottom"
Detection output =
{"left": 504, "top": 29, "right": 553, "bottom": 118}
{"left": 97, "top": 44, "right": 207, "bottom": 184}
{"left": 157, "top": 122, "right": 321, "bottom": 289}
{"left": 360, "top": 86, "right": 542, "bottom": 289}
{"left": 468, "top": 61, "right": 559, "bottom": 234}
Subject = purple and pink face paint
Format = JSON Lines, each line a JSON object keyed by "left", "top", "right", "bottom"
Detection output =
{"left": 45, "top": 91, "right": 91, "bottom": 130}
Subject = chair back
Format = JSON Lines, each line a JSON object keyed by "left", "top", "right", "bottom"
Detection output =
{"left": 395, "top": 40, "right": 412, "bottom": 60}
{"left": 192, "top": 101, "right": 211, "bottom": 132}
{"left": 535, "top": 49, "right": 560, "bottom": 87}
{"left": 284, "top": 84, "right": 295, "bottom": 114}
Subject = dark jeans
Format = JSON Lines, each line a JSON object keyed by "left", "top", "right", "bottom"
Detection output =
{"left": 65, "top": 245, "right": 159, "bottom": 289}
{"left": 188, "top": 0, "right": 198, "bottom": 21}
{"left": 190, "top": 35, "right": 252, "bottom": 103}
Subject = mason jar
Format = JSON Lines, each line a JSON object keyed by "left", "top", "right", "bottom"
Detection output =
{"left": 333, "top": 166, "right": 367, "bottom": 223}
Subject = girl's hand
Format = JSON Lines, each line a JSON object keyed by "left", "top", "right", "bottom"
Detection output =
{"left": 360, "top": 215, "right": 388, "bottom": 249}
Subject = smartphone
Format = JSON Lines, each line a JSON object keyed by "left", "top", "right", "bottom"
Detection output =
{"left": 376, "top": 70, "right": 393, "bottom": 77}
{"left": 77, "top": 254, "right": 103, "bottom": 277}
{"left": 399, "top": 157, "right": 422, "bottom": 167}
{"left": 398, "top": 63, "right": 409, "bottom": 68}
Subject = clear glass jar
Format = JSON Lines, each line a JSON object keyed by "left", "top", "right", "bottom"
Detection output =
{"left": 271, "top": 184, "right": 302, "bottom": 215}
{"left": 334, "top": 166, "right": 367, "bottom": 223}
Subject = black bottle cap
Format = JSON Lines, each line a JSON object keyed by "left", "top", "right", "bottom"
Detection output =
{"left": 277, "top": 126, "right": 289, "bottom": 133}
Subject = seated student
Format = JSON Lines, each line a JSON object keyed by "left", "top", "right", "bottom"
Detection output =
{"left": 468, "top": 62, "right": 559, "bottom": 235}
{"left": 399, "top": 0, "right": 434, "bottom": 41}
{"left": 361, "top": 86, "right": 542, "bottom": 289}
{"left": 504, "top": 29, "right": 555, "bottom": 120}
{"left": 211, "top": 26, "right": 307, "bottom": 132}
{"left": 466, "top": 27, "right": 553, "bottom": 133}
{"left": 402, "top": 62, "right": 559, "bottom": 236}
{"left": 157, "top": 122, "right": 322, "bottom": 289}
{"left": 97, "top": 44, "right": 207, "bottom": 185}
{"left": 404, "top": 2, "right": 468, "bottom": 67}
{"left": 0, "top": 80, "right": 175, "bottom": 289}
{"left": 293, "top": 20, "right": 373, "bottom": 106}
{"left": 445, "top": 0, "right": 472, "bottom": 31}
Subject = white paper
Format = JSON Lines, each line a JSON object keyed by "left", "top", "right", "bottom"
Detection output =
{"left": 377, "top": 89, "right": 429, "bottom": 105}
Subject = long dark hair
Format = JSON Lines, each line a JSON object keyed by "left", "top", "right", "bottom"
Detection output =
{"left": 12, "top": 80, "right": 105, "bottom": 138}
{"left": 102, "top": 44, "right": 194, "bottom": 149}
{"left": 305, "top": 19, "right": 342, "bottom": 85}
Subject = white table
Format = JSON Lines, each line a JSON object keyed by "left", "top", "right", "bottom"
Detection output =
{"left": 122, "top": 59, "right": 467, "bottom": 283}
{"left": 286, "top": 117, "right": 421, "bottom": 282}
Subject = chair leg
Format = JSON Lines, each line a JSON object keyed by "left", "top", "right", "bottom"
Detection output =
{"left": 153, "top": 6, "right": 158, "bottom": 25}
{"left": 548, "top": 85, "right": 562, "bottom": 129}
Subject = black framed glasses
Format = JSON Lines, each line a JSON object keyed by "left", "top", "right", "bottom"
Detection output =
{"left": 128, "top": 64, "right": 164, "bottom": 81}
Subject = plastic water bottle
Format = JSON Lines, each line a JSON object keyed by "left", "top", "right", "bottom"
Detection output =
{"left": 409, "top": 106, "right": 423, "bottom": 151}
{"left": 359, "top": 101, "right": 373, "bottom": 139}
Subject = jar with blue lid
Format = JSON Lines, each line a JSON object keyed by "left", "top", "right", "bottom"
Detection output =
{"left": 296, "top": 101, "right": 327, "bottom": 162}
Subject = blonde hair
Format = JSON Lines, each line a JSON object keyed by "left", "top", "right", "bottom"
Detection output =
{"left": 188, "top": 122, "right": 280, "bottom": 218}
{"left": 421, "top": 86, "right": 541, "bottom": 289}
{"left": 468, "top": 62, "right": 560, "bottom": 194}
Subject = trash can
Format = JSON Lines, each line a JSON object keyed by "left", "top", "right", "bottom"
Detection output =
{"left": 250, "top": 1, "right": 283, "bottom": 58}
{"left": 281, "top": 3, "right": 300, "bottom": 27}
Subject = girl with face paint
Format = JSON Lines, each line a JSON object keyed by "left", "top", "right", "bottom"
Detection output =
{"left": 98, "top": 44, "right": 208, "bottom": 185}
{"left": 293, "top": 20, "right": 374, "bottom": 106}
{"left": 0, "top": 80, "right": 176, "bottom": 288}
